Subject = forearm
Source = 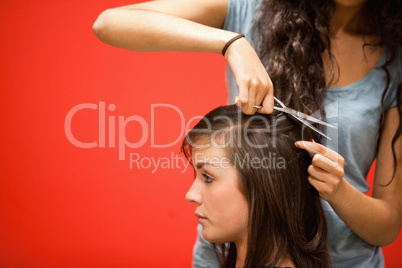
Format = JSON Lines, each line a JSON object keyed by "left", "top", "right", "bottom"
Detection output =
{"left": 329, "top": 178, "right": 402, "bottom": 247}
{"left": 93, "top": 8, "right": 236, "bottom": 53}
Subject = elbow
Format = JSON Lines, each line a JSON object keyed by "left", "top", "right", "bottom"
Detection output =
{"left": 376, "top": 231, "right": 400, "bottom": 247}
{"left": 371, "top": 221, "right": 402, "bottom": 247}
{"left": 383, "top": 223, "right": 402, "bottom": 247}
{"left": 92, "top": 9, "right": 113, "bottom": 43}
{"left": 379, "top": 208, "right": 402, "bottom": 247}
{"left": 364, "top": 232, "right": 399, "bottom": 247}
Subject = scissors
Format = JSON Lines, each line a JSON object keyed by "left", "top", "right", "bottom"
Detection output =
{"left": 254, "top": 97, "right": 337, "bottom": 140}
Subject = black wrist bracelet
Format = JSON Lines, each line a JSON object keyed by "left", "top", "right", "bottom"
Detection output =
{"left": 222, "top": 33, "right": 245, "bottom": 56}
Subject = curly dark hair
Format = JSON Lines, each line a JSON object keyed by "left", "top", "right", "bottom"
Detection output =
{"left": 253, "top": 0, "right": 402, "bottom": 183}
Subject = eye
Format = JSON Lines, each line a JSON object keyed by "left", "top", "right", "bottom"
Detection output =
{"left": 201, "top": 173, "right": 214, "bottom": 184}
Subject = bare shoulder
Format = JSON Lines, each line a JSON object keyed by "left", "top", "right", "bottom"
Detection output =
{"left": 117, "top": 0, "right": 229, "bottom": 28}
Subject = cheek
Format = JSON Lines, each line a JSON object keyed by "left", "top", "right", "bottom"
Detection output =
{"left": 207, "top": 186, "right": 249, "bottom": 239}
{"left": 207, "top": 186, "right": 245, "bottom": 218}
{"left": 233, "top": 196, "right": 249, "bottom": 229}
{"left": 227, "top": 198, "right": 248, "bottom": 239}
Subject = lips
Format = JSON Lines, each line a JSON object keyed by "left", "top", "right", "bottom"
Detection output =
{"left": 195, "top": 212, "right": 208, "bottom": 223}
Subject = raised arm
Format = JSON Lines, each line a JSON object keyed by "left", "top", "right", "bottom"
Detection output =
{"left": 92, "top": 0, "right": 274, "bottom": 114}
{"left": 92, "top": 0, "right": 232, "bottom": 53}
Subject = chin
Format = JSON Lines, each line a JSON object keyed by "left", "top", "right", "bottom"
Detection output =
{"left": 201, "top": 231, "right": 215, "bottom": 243}
{"left": 202, "top": 231, "right": 228, "bottom": 244}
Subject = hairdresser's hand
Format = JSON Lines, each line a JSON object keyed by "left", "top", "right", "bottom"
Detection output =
{"left": 295, "top": 141, "right": 346, "bottom": 202}
{"left": 224, "top": 37, "right": 274, "bottom": 115}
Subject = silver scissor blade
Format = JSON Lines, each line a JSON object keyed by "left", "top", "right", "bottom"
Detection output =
{"left": 273, "top": 96, "right": 285, "bottom": 107}
{"left": 290, "top": 114, "right": 332, "bottom": 140}
{"left": 273, "top": 106, "right": 337, "bottom": 129}
{"left": 294, "top": 110, "right": 337, "bottom": 129}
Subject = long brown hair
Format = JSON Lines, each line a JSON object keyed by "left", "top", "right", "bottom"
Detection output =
{"left": 253, "top": 0, "right": 402, "bottom": 182}
{"left": 181, "top": 105, "right": 332, "bottom": 268}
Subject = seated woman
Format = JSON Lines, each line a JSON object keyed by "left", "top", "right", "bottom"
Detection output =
{"left": 181, "top": 105, "right": 332, "bottom": 268}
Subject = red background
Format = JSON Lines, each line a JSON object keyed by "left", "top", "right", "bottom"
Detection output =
{"left": 0, "top": 1, "right": 400, "bottom": 267}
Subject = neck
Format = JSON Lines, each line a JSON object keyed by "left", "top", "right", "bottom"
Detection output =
{"left": 276, "top": 256, "right": 295, "bottom": 267}
{"left": 235, "top": 241, "right": 296, "bottom": 268}
{"left": 235, "top": 241, "right": 247, "bottom": 267}
{"left": 331, "top": 2, "right": 367, "bottom": 34}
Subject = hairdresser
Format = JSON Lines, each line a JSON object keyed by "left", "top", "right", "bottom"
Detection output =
{"left": 92, "top": 0, "right": 402, "bottom": 266}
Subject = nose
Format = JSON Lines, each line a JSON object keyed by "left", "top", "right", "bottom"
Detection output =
{"left": 185, "top": 179, "right": 202, "bottom": 205}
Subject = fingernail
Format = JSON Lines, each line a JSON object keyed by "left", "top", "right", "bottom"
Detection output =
{"left": 295, "top": 141, "right": 300, "bottom": 147}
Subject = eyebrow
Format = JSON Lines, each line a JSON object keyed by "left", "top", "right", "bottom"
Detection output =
{"left": 194, "top": 162, "right": 207, "bottom": 169}
{"left": 194, "top": 162, "right": 218, "bottom": 169}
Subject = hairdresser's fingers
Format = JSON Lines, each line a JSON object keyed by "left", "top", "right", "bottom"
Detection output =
{"left": 237, "top": 80, "right": 262, "bottom": 115}
{"left": 235, "top": 96, "right": 240, "bottom": 106}
{"left": 307, "top": 165, "right": 328, "bottom": 181}
{"left": 240, "top": 78, "right": 272, "bottom": 115}
{"left": 307, "top": 158, "right": 344, "bottom": 201}
{"left": 258, "top": 86, "right": 274, "bottom": 114}
{"left": 311, "top": 154, "right": 345, "bottom": 177}
{"left": 295, "top": 141, "right": 344, "bottom": 166}
{"left": 225, "top": 37, "right": 272, "bottom": 115}
{"left": 253, "top": 86, "right": 264, "bottom": 109}
{"left": 253, "top": 77, "right": 274, "bottom": 114}
{"left": 236, "top": 79, "right": 251, "bottom": 110}
{"left": 308, "top": 175, "right": 329, "bottom": 198}
{"left": 246, "top": 80, "right": 257, "bottom": 114}
{"left": 308, "top": 175, "right": 324, "bottom": 185}
{"left": 308, "top": 173, "right": 344, "bottom": 201}
{"left": 253, "top": 66, "right": 273, "bottom": 113}
{"left": 308, "top": 164, "right": 342, "bottom": 184}
{"left": 308, "top": 175, "right": 325, "bottom": 189}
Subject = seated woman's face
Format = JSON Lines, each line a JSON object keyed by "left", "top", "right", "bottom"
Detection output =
{"left": 185, "top": 144, "right": 248, "bottom": 245}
